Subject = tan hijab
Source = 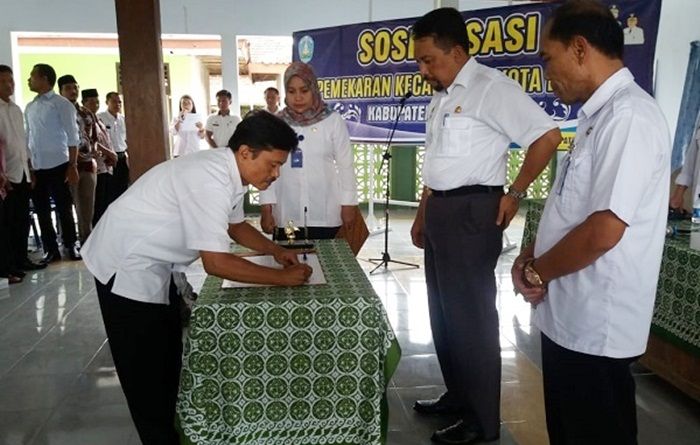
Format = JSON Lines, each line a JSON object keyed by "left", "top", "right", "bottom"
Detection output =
{"left": 278, "top": 62, "right": 332, "bottom": 127}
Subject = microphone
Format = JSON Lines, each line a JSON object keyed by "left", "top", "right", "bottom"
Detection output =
{"left": 399, "top": 90, "right": 413, "bottom": 105}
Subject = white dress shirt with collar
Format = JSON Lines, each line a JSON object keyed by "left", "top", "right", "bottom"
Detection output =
{"left": 423, "top": 57, "right": 557, "bottom": 191}
{"left": 81, "top": 148, "right": 246, "bottom": 304}
{"left": 24, "top": 90, "right": 80, "bottom": 170}
{"left": 534, "top": 68, "right": 671, "bottom": 358}
{"left": 258, "top": 112, "right": 358, "bottom": 227}
{"left": 0, "top": 97, "right": 31, "bottom": 182}
{"left": 97, "top": 111, "right": 127, "bottom": 153}
{"left": 205, "top": 111, "right": 241, "bottom": 147}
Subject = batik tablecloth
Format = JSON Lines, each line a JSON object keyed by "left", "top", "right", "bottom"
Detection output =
{"left": 523, "top": 200, "right": 700, "bottom": 356}
{"left": 177, "top": 239, "right": 401, "bottom": 444}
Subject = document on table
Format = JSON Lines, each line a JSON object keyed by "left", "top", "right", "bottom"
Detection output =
{"left": 221, "top": 253, "right": 326, "bottom": 288}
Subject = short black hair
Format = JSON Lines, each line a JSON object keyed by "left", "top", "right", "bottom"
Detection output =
{"left": 546, "top": 0, "right": 623, "bottom": 60}
{"left": 411, "top": 7, "right": 469, "bottom": 53}
{"left": 33, "top": 64, "right": 57, "bottom": 87}
{"left": 216, "top": 89, "right": 232, "bottom": 100}
{"left": 228, "top": 110, "right": 298, "bottom": 155}
{"left": 0, "top": 65, "right": 13, "bottom": 75}
{"left": 106, "top": 91, "right": 120, "bottom": 102}
{"left": 264, "top": 87, "right": 279, "bottom": 95}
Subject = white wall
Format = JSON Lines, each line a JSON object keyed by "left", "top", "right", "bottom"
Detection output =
{"left": 0, "top": 0, "right": 698, "bottom": 136}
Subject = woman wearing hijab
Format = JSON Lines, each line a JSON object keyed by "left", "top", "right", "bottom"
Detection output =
{"left": 260, "top": 62, "right": 358, "bottom": 240}
{"left": 169, "top": 94, "right": 204, "bottom": 157}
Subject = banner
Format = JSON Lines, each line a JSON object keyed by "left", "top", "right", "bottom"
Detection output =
{"left": 292, "top": 0, "right": 661, "bottom": 145}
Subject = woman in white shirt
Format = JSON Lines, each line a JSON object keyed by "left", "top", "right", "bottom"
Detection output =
{"left": 169, "top": 94, "right": 204, "bottom": 157}
{"left": 260, "top": 62, "right": 358, "bottom": 240}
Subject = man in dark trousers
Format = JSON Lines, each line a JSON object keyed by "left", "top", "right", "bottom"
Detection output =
{"left": 409, "top": 8, "right": 561, "bottom": 444}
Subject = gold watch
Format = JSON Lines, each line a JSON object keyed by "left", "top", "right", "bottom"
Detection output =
{"left": 522, "top": 259, "right": 545, "bottom": 288}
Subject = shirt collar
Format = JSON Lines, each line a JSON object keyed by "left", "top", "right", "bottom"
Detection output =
{"left": 38, "top": 90, "right": 56, "bottom": 100}
{"left": 218, "top": 110, "right": 230, "bottom": 116}
{"left": 445, "top": 57, "right": 478, "bottom": 95}
{"left": 0, "top": 97, "right": 11, "bottom": 106}
{"left": 226, "top": 149, "right": 245, "bottom": 190}
{"left": 579, "top": 67, "right": 634, "bottom": 120}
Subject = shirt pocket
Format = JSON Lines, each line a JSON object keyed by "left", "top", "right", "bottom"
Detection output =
{"left": 558, "top": 149, "right": 593, "bottom": 208}
{"left": 438, "top": 116, "right": 473, "bottom": 157}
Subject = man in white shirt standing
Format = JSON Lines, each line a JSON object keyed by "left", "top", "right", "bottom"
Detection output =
{"left": 24, "top": 63, "right": 81, "bottom": 262}
{"left": 0, "top": 64, "right": 46, "bottom": 276}
{"left": 98, "top": 92, "right": 129, "bottom": 201}
{"left": 512, "top": 2, "right": 671, "bottom": 444}
{"left": 205, "top": 89, "right": 241, "bottom": 148}
{"left": 409, "top": 8, "right": 562, "bottom": 444}
{"left": 264, "top": 86, "right": 280, "bottom": 114}
{"left": 81, "top": 111, "right": 311, "bottom": 444}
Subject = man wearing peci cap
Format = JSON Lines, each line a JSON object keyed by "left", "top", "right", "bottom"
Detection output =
{"left": 82, "top": 88, "right": 117, "bottom": 225}
{"left": 25, "top": 64, "right": 81, "bottom": 262}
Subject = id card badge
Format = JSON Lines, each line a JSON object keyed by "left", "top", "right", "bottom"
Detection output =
{"left": 291, "top": 148, "right": 303, "bottom": 168}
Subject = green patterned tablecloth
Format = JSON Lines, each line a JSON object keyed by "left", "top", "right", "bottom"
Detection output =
{"left": 177, "top": 239, "right": 401, "bottom": 445}
{"left": 523, "top": 200, "right": 700, "bottom": 357}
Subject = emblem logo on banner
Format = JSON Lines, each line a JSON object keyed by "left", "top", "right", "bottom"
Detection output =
{"left": 298, "top": 36, "right": 315, "bottom": 63}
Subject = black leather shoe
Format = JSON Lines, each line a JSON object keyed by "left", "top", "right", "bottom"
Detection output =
{"left": 20, "top": 259, "right": 47, "bottom": 270}
{"left": 68, "top": 244, "right": 82, "bottom": 261}
{"left": 414, "top": 394, "right": 460, "bottom": 416}
{"left": 10, "top": 269, "right": 27, "bottom": 279}
{"left": 42, "top": 250, "right": 62, "bottom": 263}
{"left": 431, "top": 420, "right": 499, "bottom": 444}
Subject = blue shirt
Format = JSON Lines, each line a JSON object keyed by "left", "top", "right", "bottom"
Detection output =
{"left": 25, "top": 91, "right": 80, "bottom": 170}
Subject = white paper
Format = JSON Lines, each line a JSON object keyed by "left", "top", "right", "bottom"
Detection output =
{"left": 222, "top": 253, "right": 326, "bottom": 288}
{"left": 181, "top": 113, "right": 203, "bottom": 132}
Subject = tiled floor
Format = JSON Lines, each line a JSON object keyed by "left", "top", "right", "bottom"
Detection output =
{"left": 1, "top": 208, "right": 699, "bottom": 444}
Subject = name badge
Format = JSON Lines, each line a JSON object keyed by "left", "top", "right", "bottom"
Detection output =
{"left": 291, "top": 148, "right": 303, "bottom": 168}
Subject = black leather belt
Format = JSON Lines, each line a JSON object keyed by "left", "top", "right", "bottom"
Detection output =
{"left": 430, "top": 185, "right": 503, "bottom": 197}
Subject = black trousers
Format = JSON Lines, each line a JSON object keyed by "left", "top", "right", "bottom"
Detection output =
{"left": 424, "top": 191, "right": 503, "bottom": 438}
{"left": 93, "top": 172, "right": 111, "bottom": 226}
{"left": 541, "top": 333, "right": 639, "bottom": 445}
{"left": 109, "top": 152, "right": 130, "bottom": 202}
{"left": 32, "top": 162, "right": 77, "bottom": 252}
{"left": 0, "top": 197, "right": 10, "bottom": 275}
{"left": 96, "top": 276, "right": 182, "bottom": 445}
{"left": 5, "top": 177, "right": 32, "bottom": 267}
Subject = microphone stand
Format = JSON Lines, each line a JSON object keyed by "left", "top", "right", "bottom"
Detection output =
{"left": 368, "top": 93, "right": 420, "bottom": 275}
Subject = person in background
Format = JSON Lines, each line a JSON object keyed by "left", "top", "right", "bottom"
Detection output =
{"left": 82, "top": 88, "right": 117, "bottom": 225}
{"left": 25, "top": 64, "right": 81, "bottom": 262}
{"left": 512, "top": 1, "right": 671, "bottom": 443}
{"left": 0, "top": 64, "right": 46, "bottom": 276}
{"left": 169, "top": 94, "right": 204, "bottom": 157}
{"left": 81, "top": 111, "right": 311, "bottom": 444}
{"left": 409, "top": 7, "right": 561, "bottom": 444}
{"left": 0, "top": 133, "right": 21, "bottom": 284}
{"left": 98, "top": 92, "right": 129, "bottom": 200}
{"left": 669, "top": 115, "right": 700, "bottom": 212}
{"left": 58, "top": 74, "right": 98, "bottom": 246}
{"left": 264, "top": 86, "right": 280, "bottom": 114}
{"left": 260, "top": 62, "right": 358, "bottom": 241}
{"left": 205, "top": 89, "right": 241, "bottom": 148}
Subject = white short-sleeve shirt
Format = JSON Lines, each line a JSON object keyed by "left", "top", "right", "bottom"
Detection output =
{"left": 205, "top": 112, "right": 241, "bottom": 147}
{"left": 97, "top": 111, "right": 127, "bottom": 153}
{"left": 81, "top": 148, "right": 246, "bottom": 304}
{"left": 423, "top": 57, "right": 557, "bottom": 190}
{"left": 534, "top": 68, "right": 671, "bottom": 358}
{"left": 258, "top": 112, "right": 358, "bottom": 227}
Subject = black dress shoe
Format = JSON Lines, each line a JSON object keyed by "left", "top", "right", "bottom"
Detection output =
{"left": 68, "top": 244, "right": 82, "bottom": 261}
{"left": 10, "top": 269, "right": 27, "bottom": 279}
{"left": 431, "top": 420, "right": 498, "bottom": 444}
{"left": 20, "top": 259, "right": 47, "bottom": 270}
{"left": 414, "top": 394, "right": 460, "bottom": 415}
{"left": 42, "top": 250, "right": 62, "bottom": 263}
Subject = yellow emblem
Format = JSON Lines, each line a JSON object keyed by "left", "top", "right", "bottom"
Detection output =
{"left": 455, "top": 106, "right": 462, "bottom": 113}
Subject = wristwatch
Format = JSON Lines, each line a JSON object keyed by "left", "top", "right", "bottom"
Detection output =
{"left": 507, "top": 186, "right": 527, "bottom": 200}
{"left": 522, "top": 259, "right": 545, "bottom": 288}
